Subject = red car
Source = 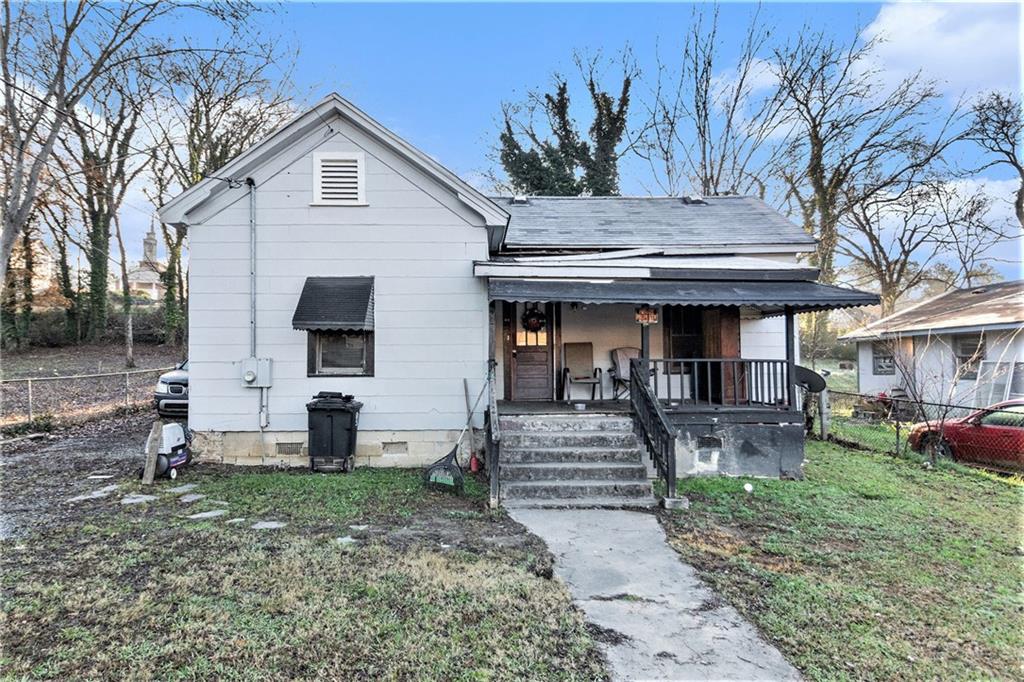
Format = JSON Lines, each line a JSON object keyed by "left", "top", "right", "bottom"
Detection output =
{"left": 908, "top": 400, "right": 1024, "bottom": 472}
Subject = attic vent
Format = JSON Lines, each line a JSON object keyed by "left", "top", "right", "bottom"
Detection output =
{"left": 313, "top": 152, "right": 366, "bottom": 205}
{"left": 971, "top": 287, "right": 988, "bottom": 295}
{"left": 510, "top": 195, "right": 530, "bottom": 205}
{"left": 680, "top": 195, "right": 707, "bottom": 205}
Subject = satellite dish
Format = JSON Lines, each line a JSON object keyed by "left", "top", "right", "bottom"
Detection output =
{"left": 795, "top": 365, "right": 827, "bottom": 393}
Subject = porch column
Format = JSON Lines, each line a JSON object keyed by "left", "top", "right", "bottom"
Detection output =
{"left": 784, "top": 305, "right": 797, "bottom": 410}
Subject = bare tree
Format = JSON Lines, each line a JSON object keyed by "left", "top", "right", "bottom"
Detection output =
{"left": 773, "top": 32, "right": 963, "bottom": 284}
{"left": 0, "top": 0, "right": 257, "bottom": 287}
{"left": 36, "top": 189, "right": 84, "bottom": 341}
{"left": 52, "top": 61, "right": 153, "bottom": 345}
{"left": 967, "top": 91, "right": 1023, "bottom": 229}
{"left": 772, "top": 30, "right": 963, "bottom": 363}
{"left": 144, "top": 40, "right": 296, "bottom": 345}
{"left": 111, "top": 213, "right": 134, "bottom": 367}
{"left": 838, "top": 180, "right": 995, "bottom": 314}
{"left": 633, "top": 5, "right": 791, "bottom": 197}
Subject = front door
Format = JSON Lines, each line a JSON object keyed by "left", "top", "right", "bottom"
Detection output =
{"left": 511, "top": 302, "right": 554, "bottom": 400}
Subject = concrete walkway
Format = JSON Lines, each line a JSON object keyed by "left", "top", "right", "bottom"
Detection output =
{"left": 510, "top": 509, "right": 800, "bottom": 681}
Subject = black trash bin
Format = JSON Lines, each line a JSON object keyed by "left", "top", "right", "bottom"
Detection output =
{"left": 306, "top": 392, "right": 363, "bottom": 473}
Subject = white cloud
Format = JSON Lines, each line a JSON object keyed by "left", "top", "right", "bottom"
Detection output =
{"left": 862, "top": 2, "right": 1020, "bottom": 98}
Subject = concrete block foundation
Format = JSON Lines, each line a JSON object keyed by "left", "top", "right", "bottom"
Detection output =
{"left": 191, "top": 429, "right": 474, "bottom": 468}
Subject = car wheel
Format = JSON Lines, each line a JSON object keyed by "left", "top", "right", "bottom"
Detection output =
{"left": 922, "top": 433, "right": 953, "bottom": 460}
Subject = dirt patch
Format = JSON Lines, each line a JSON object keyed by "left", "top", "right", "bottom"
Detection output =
{"left": 0, "top": 411, "right": 153, "bottom": 539}
{"left": 0, "top": 343, "right": 180, "bottom": 429}
{"left": 586, "top": 622, "right": 631, "bottom": 645}
{"left": 0, "top": 413, "right": 607, "bottom": 680}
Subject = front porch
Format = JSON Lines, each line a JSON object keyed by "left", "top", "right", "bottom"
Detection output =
{"left": 482, "top": 275, "right": 878, "bottom": 507}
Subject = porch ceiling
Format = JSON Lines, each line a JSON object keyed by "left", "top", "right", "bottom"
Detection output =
{"left": 488, "top": 278, "right": 879, "bottom": 315}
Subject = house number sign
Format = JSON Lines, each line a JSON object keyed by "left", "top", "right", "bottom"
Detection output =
{"left": 635, "top": 306, "right": 658, "bottom": 325}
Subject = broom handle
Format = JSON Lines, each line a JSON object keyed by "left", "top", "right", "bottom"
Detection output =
{"left": 454, "top": 379, "right": 489, "bottom": 449}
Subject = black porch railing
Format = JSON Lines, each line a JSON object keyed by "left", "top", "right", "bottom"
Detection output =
{"left": 629, "top": 358, "right": 677, "bottom": 499}
{"left": 645, "top": 358, "right": 793, "bottom": 410}
{"left": 485, "top": 360, "right": 501, "bottom": 508}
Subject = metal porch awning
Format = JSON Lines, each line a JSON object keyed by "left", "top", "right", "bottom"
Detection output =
{"left": 488, "top": 278, "right": 879, "bottom": 315}
{"left": 292, "top": 277, "right": 374, "bottom": 331}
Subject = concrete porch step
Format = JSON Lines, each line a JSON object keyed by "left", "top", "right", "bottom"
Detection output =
{"left": 502, "top": 479, "right": 654, "bottom": 500}
{"left": 501, "top": 446, "right": 645, "bottom": 464}
{"left": 501, "top": 430, "right": 637, "bottom": 449}
{"left": 500, "top": 461, "right": 648, "bottom": 482}
{"left": 503, "top": 496, "right": 660, "bottom": 510}
{"left": 499, "top": 415, "right": 634, "bottom": 432}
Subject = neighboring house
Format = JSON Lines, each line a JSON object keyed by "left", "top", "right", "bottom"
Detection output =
{"left": 6, "top": 237, "right": 56, "bottom": 295}
{"left": 841, "top": 281, "right": 1024, "bottom": 408}
{"left": 158, "top": 94, "right": 876, "bottom": 504}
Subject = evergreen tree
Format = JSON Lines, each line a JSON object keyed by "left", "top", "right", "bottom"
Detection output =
{"left": 499, "top": 57, "right": 633, "bottom": 196}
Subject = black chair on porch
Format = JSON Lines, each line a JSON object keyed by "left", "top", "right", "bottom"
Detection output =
{"left": 562, "top": 342, "right": 603, "bottom": 401}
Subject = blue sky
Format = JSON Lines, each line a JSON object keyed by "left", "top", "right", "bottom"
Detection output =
{"left": 124, "top": 2, "right": 1022, "bottom": 279}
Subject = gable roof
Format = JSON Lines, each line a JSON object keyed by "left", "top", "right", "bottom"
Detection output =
{"left": 493, "top": 195, "right": 816, "bottom": 252}
{"left": 841, "top": 280, "right": 1024, "bottom": 340}
{"left": 158, "top": 93, "right": 509, "bottom": 233}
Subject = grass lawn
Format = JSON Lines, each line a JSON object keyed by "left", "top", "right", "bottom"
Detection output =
{"left": 661, "top": 440, "right": 1023, "bottom": 680}
{"left": 814, "top": 358, "right": 859, "bottom": 393}
{"left": 0, "top": 467, "right": 605, "bottom": 681}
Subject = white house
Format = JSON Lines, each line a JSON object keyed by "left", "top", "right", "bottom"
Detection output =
{"left": 842, "top": 280, "right": 1024, "bottom": 408}
{"left": 159, "top": 94, "right": 877, "bottom": 505}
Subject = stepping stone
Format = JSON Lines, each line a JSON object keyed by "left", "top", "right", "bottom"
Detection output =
{"left": 87, "top": 474, "right": 115, "bottom": 480}
{"left": 178, "top": 493, "right": 206, "bottom": 503}
{"left": 225, "top": 517, "right": 247, "bottom": 524}
{"left": 336, "top": 536, "right": 358, "bottom": 546}
{"left": 187, "top": 509, "right": 228, "bottom": 520}
{"left": 68, "top": 484, "right": 119, "bottom": 502}
{"left": 168, "top": 484, "right": 197, "bottom": 494}
{"left": 121, "top": 494, "right": 157, "bottom": 505}
{"left": 211, "top": 500, "right": 230, "bottom": 505}
{"left": 251, "top": 521, "right": 287, "bottom": 530}
{"left": 349, "top": 524, "right": 369, "bottom": 531}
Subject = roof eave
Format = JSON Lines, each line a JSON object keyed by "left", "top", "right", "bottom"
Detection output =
{"left": 158, "top": 93, "right": 509, "bottom": 229}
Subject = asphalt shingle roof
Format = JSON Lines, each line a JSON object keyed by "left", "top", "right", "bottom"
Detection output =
{"left": 292, "top": 277, "right": 374, "bottom": 331}
{"left": 493, "top": 195, "right": 816, "bottom": 249}
{"left": 841, "top": 280, "right": 1024, "bottom": 340}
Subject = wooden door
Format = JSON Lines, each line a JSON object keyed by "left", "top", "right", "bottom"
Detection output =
{"left": 511, "top": 303, "right": 554, "bottom": 400}
{"left": 702, "top": 308, "right": 742, "bottom": 404}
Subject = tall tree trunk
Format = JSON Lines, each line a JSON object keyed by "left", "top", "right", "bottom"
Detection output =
{"left": 51, "top": 227, "right": 79, "bottom": 343}
{"left": 1, "top": 255, "right": 20, "bottom": 349}
{"left": 87, "top": 211, "right": 112, "bottom": 340}
{"left": 113, "top": 215, "right": 135, "bottom": 368}
{"left": 19, "top": 227, "right": 34, "bottom": 343}
{"left": 161, "top": 224, "right": 187, "bottom": 346}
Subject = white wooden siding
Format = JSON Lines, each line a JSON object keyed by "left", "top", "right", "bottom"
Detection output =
{"left": 188, "top": 121, "right": 490, "bottom": 433}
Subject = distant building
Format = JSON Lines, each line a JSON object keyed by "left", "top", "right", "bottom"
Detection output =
{"left": 125, "top": 227, "right": 166, "bottom": 301}
{"left": 6, "top": 237, "right": 56, "bottom": 295}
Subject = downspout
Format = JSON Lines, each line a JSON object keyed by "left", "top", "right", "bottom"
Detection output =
{"left": 247, "top": 177, "right": 270, "bottom": 429}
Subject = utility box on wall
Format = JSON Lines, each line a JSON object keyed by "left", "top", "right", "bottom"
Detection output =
{"left": 240, "top": 357, "right": 273, "bottom": 388}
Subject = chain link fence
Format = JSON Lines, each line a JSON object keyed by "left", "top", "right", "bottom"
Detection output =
{"left": 806, "top": 390, "right": 1023, "bottom": 473}
{"left": 0, "top": 367, "right": 172, "bottom": 433}
{"left": 806, "top": 387, "right": 1024, "bottom": 473}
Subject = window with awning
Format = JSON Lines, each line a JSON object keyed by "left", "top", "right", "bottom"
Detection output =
{"left": 292, "top": 277, "right": 374, "bottom": 376}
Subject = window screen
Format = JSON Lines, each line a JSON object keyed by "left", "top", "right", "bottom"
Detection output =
{"left": 311, "top": 330, "right": 373, "bottom": 376}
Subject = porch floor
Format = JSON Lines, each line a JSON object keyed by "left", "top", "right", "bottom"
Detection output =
{"left": 498, "top": 400, "right": 631, "bottom": 415}
{"left": 497, "top": 399, "right": 795, "bottom": 416}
